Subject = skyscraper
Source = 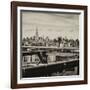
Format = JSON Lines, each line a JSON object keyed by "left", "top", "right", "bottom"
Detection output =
{"left": 35, "top": 27, "right": 39, "bottom": 42}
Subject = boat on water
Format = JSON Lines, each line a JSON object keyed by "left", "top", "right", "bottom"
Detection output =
{"left": 21, "top": 46, "right": 79, "bottom": 77}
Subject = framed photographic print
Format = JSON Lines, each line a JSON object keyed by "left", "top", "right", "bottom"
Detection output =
{"left": 11, "top": 1, "right": 88, "bottom": 89}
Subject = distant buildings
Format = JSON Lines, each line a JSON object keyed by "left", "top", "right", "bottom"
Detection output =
{"left": 22, "top": 28, "right": 79, "bottom": 48}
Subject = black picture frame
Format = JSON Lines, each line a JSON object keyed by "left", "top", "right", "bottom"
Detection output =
{"left": 11, "top": 1, "right": 88, "bottom": 89}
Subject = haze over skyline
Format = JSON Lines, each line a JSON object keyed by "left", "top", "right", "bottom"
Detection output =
{"left": 21, "top": 11, "right": 79, "bottom": 40}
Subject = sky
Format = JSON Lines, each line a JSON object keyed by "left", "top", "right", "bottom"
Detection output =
{"left": 21, "top": 11, "right": 80, "bottom": 40}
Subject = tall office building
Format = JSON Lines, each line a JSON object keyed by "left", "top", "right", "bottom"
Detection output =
{"left": 35, "top": 27, "right": 39, "bottom": 42}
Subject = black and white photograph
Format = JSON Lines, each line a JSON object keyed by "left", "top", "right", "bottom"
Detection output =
{"left": 21, "top": 10, "right": 80, "bottom": 78}
{"left": 11, "top": 1, "right": 87, "bottom": 88}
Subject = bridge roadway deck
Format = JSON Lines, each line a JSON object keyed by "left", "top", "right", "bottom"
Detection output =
{"left": 22, "top": 46, "right": 79, "bottom": 50}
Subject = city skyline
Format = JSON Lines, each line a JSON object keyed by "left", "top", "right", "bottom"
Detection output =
{"left": 21, "top": 11, "right": 79, "bottom": 40}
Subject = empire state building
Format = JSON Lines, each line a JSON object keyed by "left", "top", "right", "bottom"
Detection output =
{"left": 35, "top": 28, "right": 39, "bottom": 42}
